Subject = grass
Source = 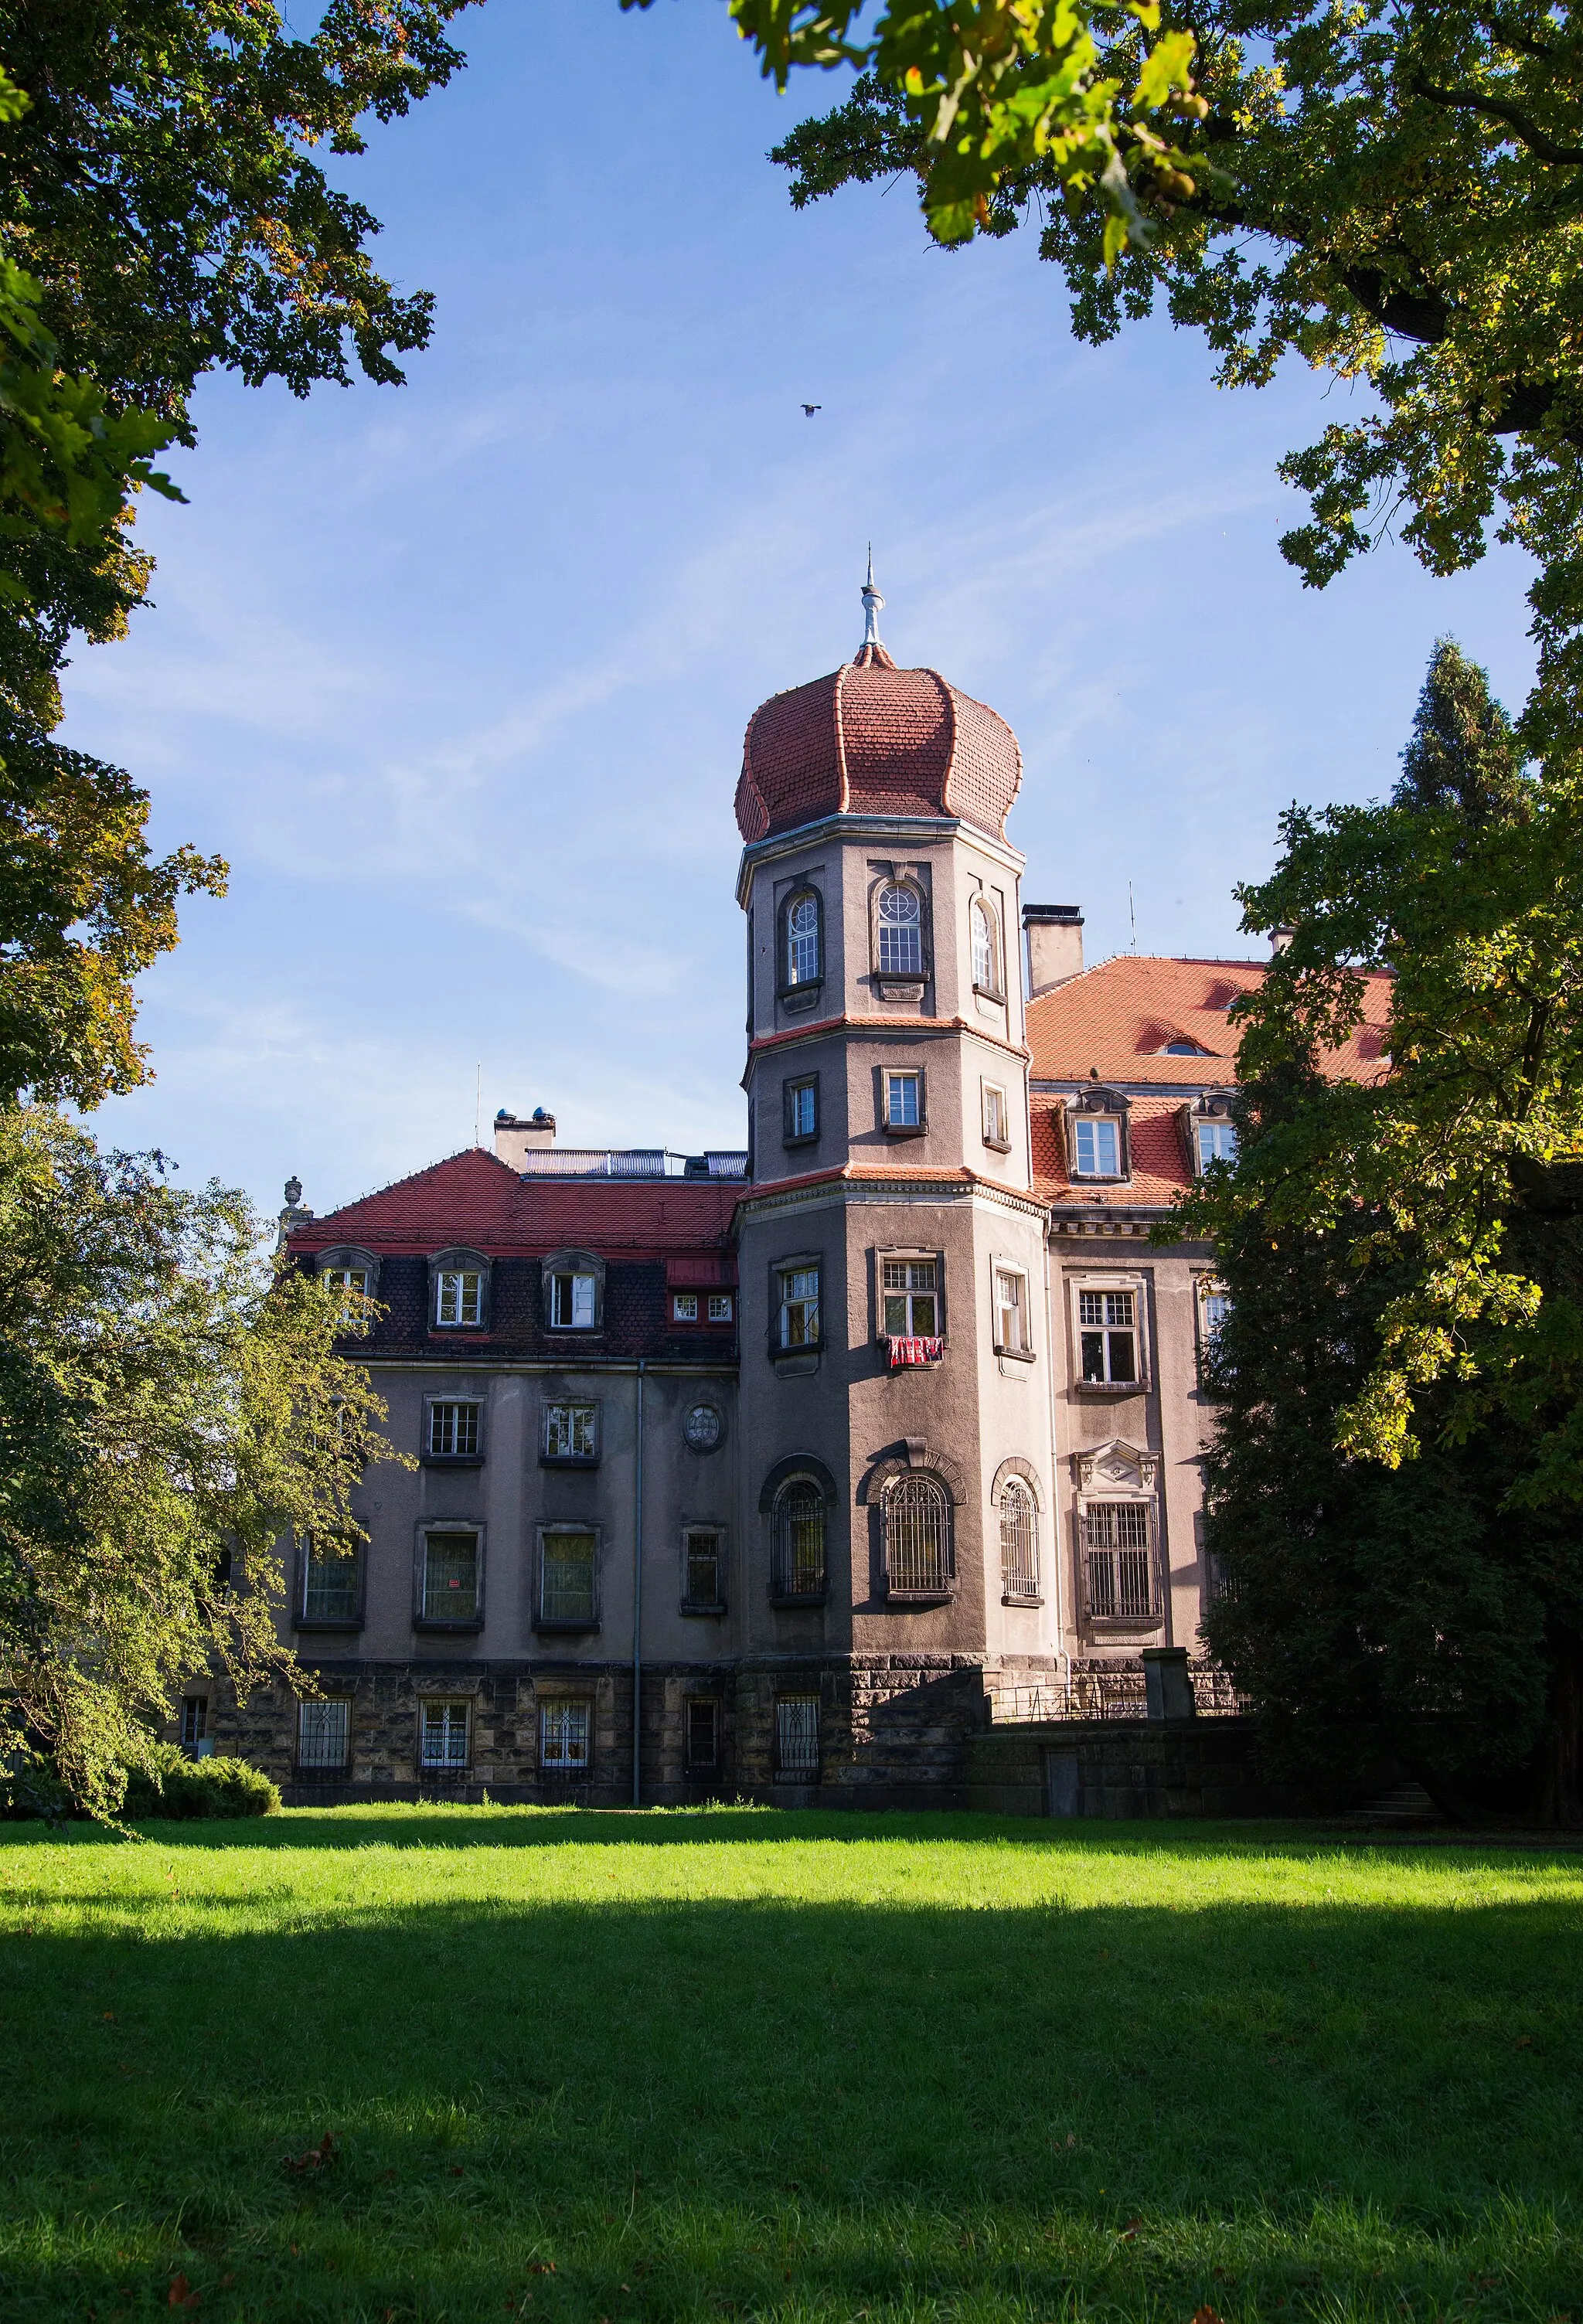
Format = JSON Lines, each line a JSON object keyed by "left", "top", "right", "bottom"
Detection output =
{"left": 1, "top": 1808, "right": 1580, "bottom": 2324}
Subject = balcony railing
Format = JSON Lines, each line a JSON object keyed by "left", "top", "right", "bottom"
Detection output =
{"left": 988, "top": 1659, "right": 1246, "bottom": 1723}
{"left": 516, "top": 1148, "right": 748, "bottom": 1180}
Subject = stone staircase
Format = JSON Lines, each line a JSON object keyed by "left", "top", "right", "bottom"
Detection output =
{"left": 1343, "top": 1779, "right": 1444, "bottom": 1829}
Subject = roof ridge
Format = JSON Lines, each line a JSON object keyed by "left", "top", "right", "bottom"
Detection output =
{"left": 314, "top": 1144, "right": 517, "bottom": 1223}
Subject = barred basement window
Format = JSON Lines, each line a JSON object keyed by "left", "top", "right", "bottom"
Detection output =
{"left": 421, "top": 1529, "right": 478, "bottom": 1621}
{"left": 181, "top": 1696, "right": 208, "bottom": 1748}
{"left": 298, "top": 1700, "right": 349, "bottom": 1770}
{"left": 771, "top": 1479, "right": 826, "bottom": 1598}
{"left": 540, "top": 1699, "right": 590, "bottom": 1771}
{"left": 884, "top": 1474, "right": 951, "bottom": 1596}
{"left": 1079, "top": 1289, "right": 1137, "bottom": 1383}
{"left": 686, "top": 1698, "right": 719, "bottom": 1769}
{"left": 540, "top": 1528, "right": 597, "bottom": 1626}
{"left": 999, "top": 1479, "right": 1039, "bottom": 1602}
{"left": 775, "top": 1694, "right": 819, "bottom": 1778}
{"left": 428, "top": 1400, "right": 480, "bottom": 1457}
{"left": 1084, "top": 1502, "right": 1156, "bottom": 1621}
{"left": 301, "top": 1535, "right": 360, "bottom": 1623}
{"left": 435, "top": 1269, "right": 482, "bottom": 1327}
{"left": 420, "top": 1700, "right": 468, "bottom": 1770}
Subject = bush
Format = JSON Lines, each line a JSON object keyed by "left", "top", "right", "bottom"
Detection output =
{"left": 122, "top": 1742, "right": 280, "bottom": 1819}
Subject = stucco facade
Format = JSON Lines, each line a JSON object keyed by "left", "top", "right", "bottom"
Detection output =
{"left": 195, "top": 582, "right": 1387, "bottom": 1805}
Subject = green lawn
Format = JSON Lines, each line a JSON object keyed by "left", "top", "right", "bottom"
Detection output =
{"left": 2, "top": 1809, "right": 1580, "bottom": 2324}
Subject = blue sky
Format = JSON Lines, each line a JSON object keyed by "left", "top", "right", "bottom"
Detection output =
{"left": 63, "top": 0, "right": 1537, "bottom": 1221}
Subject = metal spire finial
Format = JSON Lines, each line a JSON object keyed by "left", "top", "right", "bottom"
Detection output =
{"left": 860, "top": 546, "right": 885, "bottom": 649}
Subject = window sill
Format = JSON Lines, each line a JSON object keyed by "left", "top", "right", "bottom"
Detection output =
{"left": 681, "top": 1598, "right": 727, "bottom": 1617}
{"left": 972, "top": 984, "right": 1006, "bottom": 1005}
{"left": 1002, "top": 1591, "right": 1044, "bottom": 1608}
{"left": 418, "top": 1762, "right": 473, "bottom": 1779}
{"left": 294, "top": 1616, "right": 364, "bottom": 1633}
{"left": 539, "top": 1762, "right": 592, "bottom": 1779}
{"left": 533, "top": 1617, "right": 601, "bottom": 1635}
{"left": 544, "top": 1327, "right": 603, "bottom": 1338}
{"left": 1087, "top": 1612, "right": 1163, "bottom": 1635}
{"left": 769, "top": 1591, "right": 828, "bottom": 1611}
{"left": 884, "top": 1584, "right": 957, "bottom": 1604}
{"left": 778, "top": 984, "right": 822, "bottom": 1014}
{"left": 982, "top": 1135, "right": 1013, "bottom": 1154}
{"left": 429, "top": 1326, "right": 488, "bottom": 1337}
{"left": 883, "top": 1123, "right": 928, "bottom": 1139}
{"left": 783, "top": 1134, "right": 819, "bottom": 1151}
{"left": 993, "top": 1342, "right": 1036, "bottom": 1364}
{"left": 414, "top": 1615, "right": 484, "bottom": 1634}
{"left": 421, "top": 1452, "right": 484, "bottom": 1468}
{"left": 873, "top": 978, "right": 925, "bottom": 1002}
{"left": 1075, "top": 1377, "right": 1146, "bottom": 1394}
{"left": 294, "top": 1762, "right": 351, "bottom": 1781}
{"left": 769, "top": 1341, "right": 822, "bottom": 1359}
{"left": 1069, "top": 1177, "right": 1130, "bottom": 1189}
{"left": 540, "top": 1454, "right": 601, "bottom": 1469}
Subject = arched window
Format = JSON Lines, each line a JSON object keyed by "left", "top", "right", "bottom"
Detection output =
{"left": 999, "top": 1479, "right": 1039, "bottom": 1602}
{"left": 785, "top": 890, "right": 821, "bottom": 988}
{"left": 884, "top": 1474, "right": 951, "bottom": 1596}
{"left": 971, "top": 897, "right": 997, "bottom": 994}
{"left": 877, "top": 882, "right": 922, "bottom": 977}
{"left": 772, "top": 1478, "right": 826, "bottom": 1599}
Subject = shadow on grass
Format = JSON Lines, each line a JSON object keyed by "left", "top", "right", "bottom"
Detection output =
{"left": 2, "top": 1878, "right": 1581, "bottom": 2321}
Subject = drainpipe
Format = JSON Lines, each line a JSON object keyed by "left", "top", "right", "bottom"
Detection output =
{"left": 632, "top": 1359, "right": 645, "bottom": 1808}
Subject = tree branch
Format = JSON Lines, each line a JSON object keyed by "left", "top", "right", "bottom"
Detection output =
{"left": 1412, "top": 73, "right": 1583, "bottom": 165}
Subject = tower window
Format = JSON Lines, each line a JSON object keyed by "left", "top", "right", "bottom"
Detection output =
{"left": 883, "top": 1070, "right": 923, "bottom": 1131}
{"left": 776, "top": 1264, "right": 820, "bottom": 1351}
{"left": 971, "top": 897, "right": 1000, "bottom": 995}
{"left": 785, "top": 883, "right": 822, "bottom": 985}
{"left": 882, "top": 1257, "right": 938, "bottom": 1337}
{"left": 982, "top": 1082, "right": 1009, "bottom": 1148}
{"left": 995, "top": 1269, "right": 1028, "bottom": 1353}
{"left": 877, "top": 882, "right": 923, "bottom": 977}
{"left": 785, "top": 1075, "right": 819, "bottom": 1144}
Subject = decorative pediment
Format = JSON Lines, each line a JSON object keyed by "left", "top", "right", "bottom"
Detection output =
{"left": 1071, "top": 1084, "right": 1130, "bottom": 1116}
{"left": 1073, "top": 1437, "right": 1159, "bottom": 1495}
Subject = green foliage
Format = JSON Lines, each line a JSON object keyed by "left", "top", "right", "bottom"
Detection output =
{"left": 120, "top": 1741, "right": 278, "bottom": 1819}
{"left": 0, "top": 1107, "right": 404, "bottom": 1822}
{"left": 766, "top": 4, "right": 1583, "bottom": 751}
{"left": 2, "top": 1812, "right": 1581, "bottom": 2322}
{"left": 625, "top": 0, "right": 1201, "bottom": 250}
{"left": 1175, "top": 642, "right": 1583, "bottom": 1816}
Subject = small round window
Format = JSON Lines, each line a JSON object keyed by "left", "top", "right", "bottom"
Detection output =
{"left": 684, "top": 1403, "right": 723, "bottom": 1452}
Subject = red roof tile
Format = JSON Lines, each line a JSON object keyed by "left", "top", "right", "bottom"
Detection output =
{"left": 1027, "top": 954, "right": 1393, "bottom": 1087}
{"left": 288, "top": 1147, "right": 738, "bottom": 1259}
{"left": 736, "top": 645, "right": 1022, "bottom": 844}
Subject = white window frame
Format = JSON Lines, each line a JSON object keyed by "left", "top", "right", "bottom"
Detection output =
{"left": 1195, "top": 1117, "right": 1238, "bottom": 1171}
{"left": 543, "top": 1400, "right": 598, "bottom": 1461}
{"left": 418, "top": 1697, "right": 470, "bottom": 1772}
{"left": 993, "top": 1264, "right": 1031, "bottom": 1356}
{"left": 875, "top": 880, "right": 924, "bottom": 978}
{"left": 427, "top": 1397, "right": 482, "bottom": 1458}
{"left": 1071, "top": 1114, "right": 1124, "bottom": 1179}
{"left": 672, "top": 1291, "right": 700, "bottom": 1322}
{"left": 883, "top": 1069, "right": 924, "bottom": 1132}
{"left": 181, "top": 1695, "right": 208, "bottom": 1748}
{"left": 539, "top": 1696, "right": 591, "bottom": 1771}
{"left": 785, "top": 890, "right": 822, "bottom": 988}
{"left": 880, "top": 1252, "right": 940, "bottom": 1339}
{"left": 435, "top": 1268, "right": 483, "bottom": 1328}
{"left": 970, "top": 895, "right": 1002, "bottom": 998}
{"left": 298, "top": 1698, "right": 349, "bottom": 1770}
{"left": 1069, "top": 1274, "right": 1149, "bottom": 1391}
{"left": 775, "top": 1260, "right": 820, "bottom": 1352}
{"left": 982, "top": 1080, "right": 1010, "bottom": 1150}
{"left": 549, "top": 1270, "right": 597, "bottom": 1330}
{"left": 785, "top": 1076, "right": 818, "bottom": 1142}
{"left": 707, "top": 1291, "right": 734, "bottom": 1323}
{"left": 322, "top": 1265, "right": 371, "bottom": 1334}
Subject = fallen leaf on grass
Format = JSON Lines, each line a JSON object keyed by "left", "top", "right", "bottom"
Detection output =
{"left": 1515, "top": 2036, "right": 1534, "bottom": 2049}
{"left": 527, "top": 2261, "right": 557, "bottom": 2275}
{"left": 1193, "top": 2309, "right": 1224, "bottom": 2324}
{"left": 168, "top": 2275, "right": 199, "bottom": 2311}
{"left": 451, "top": 2166, "right": 465, "bottom": 2177}
{"left": 1119, "top": 2219, "right": 1142, "bottom": 2238}
{"left": 289, "top": 2244, "right": 300, "bottom": 2258}
{"left": 283, "top": 2133, "right": 336, "bottom": 2176}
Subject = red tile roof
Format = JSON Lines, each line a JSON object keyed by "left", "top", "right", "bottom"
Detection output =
{"left": 1032, "top": 1094, "right": 1201, "bottom": 1207}
{"left": 288, "top": 1147, "right": 738, "bottom": 1259}
{"left": 1027, "top": 954, "right": 1393, "bottom": 1087}
{"left": 735, "top": 643, "right": 1022, "bottom": 844}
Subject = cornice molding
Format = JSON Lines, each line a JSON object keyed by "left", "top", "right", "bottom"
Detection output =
{"left": 736, "top": 809, "right": 1026, "bottom": 905}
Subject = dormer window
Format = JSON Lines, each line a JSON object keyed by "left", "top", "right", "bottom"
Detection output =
{"left": 970, "top": 897, "right": 1001, "bottom": 996}
{"left": 1196, "top": 1119, "right": 1238, "bottom": 1168}
{"left": 877, "top": 882, "right": 922, "bottom": 976}
{"left": 1074, "top": 1116, "right": 1120, "bottom": 1176}
{"left": 318, "top": 1247, "right": 380, "bottom": 1336}
{"left": 430, "top": 1249, "right": 489, "bottom": 1331}
{"left": 1163, "top": 1039, "right": 1210, "bottom": 1056}
{"left": 542, "top": 1247, "right": 605, "bottom": 1332}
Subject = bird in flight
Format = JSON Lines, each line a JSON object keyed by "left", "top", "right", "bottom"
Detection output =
{"left": 802, "top": 403, "right": 821, "bottom": 417}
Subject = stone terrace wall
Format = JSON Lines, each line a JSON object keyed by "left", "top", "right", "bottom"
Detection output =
{"left": 965, "top": 1716, "right": 1289, "bottom": 1819}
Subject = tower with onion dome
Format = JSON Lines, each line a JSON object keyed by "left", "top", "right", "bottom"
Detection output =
{"left": 731, "top": 561, "right": 1056, "bottom": 1796}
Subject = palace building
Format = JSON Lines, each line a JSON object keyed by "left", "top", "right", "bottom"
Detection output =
{"left": 208, "top": 569, "right": 1389, "bottom": 1805}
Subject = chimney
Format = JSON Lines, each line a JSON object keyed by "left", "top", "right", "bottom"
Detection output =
{"left": 494, "top": 1106, "right": 557, "bottom": 1167}
{"left": 1270, "top": 927, "right": 1294, "bottom": 955}
{"left": 1023, "top": 903, "right": 1084, "bottom": 998}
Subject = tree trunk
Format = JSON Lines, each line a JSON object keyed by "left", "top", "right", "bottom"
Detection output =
{"left": 1531, "top": 1630, "right": 1583, "bottom": 1827}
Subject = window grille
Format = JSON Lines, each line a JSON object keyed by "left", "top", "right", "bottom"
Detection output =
{"left": 775, "top": 1694, "right": 819, "bottom": 1777}
{"left": 298, "top": 1699, "right": 349, "bottom": 1769}
{"left": 1084, "top": 1502, "right": 1156, "bottom": 1621}
{"left": 877, "top": 882, "right": 922, "bottom": 975}
{"left": 787, "top": 1079, "right": 817, "bottom": 1139}
{"left": 777, "top": 1265, "right": 819, "bottom": 1349}
{"left": 995, "top": 1269, "right": 1026, "bottom": 1352}
{"left": 436, "top": 1268, "right": 482, "bottom": 1326}
{"left": 540, "top": 1698, "right": 590, "bottom": 1770}
{"left": 673, "top": 1292, "right": 700, "bottom": 1321}
{"left": 971, "top": 898, "right": 996, "bottom": 992}
{"left": 786, "top": 893, "right": 820, "bottom": 986}
{"left": 540, "top": 1529, "right": 597, "bottom": 1625}
{"left": 885, "top": 1474, "right": 951, "bottom": 1595}
{"left": 884, "top": 1070, "right": 921, "bottom": 1129}
{"left": 1196, "top": 1119, "right": 1238, "bottom": 1169}
{"left": 550, "top": 1271, "right": 597, "bottom": 1329}
{"left": 882, "top": 1257, "right": 937, "bottom": 1336}
{"left": 999, "top": 1480, "right": 1039, "bottom": 1601}
{"left": 422, "top": 1529, "right": 478, "bottom": 1621}
{"left": 1078, "top": 1288, "right": 1137, "bottom": 1383}
{"left": 1073, "top": 1116, "right": 1121, "bottom": 1176}
{"left": 428, "top": 1400, "right": 480, "bottom": 1457}
{"left": 544, "top": 1403, "right": 597, "bottom": 1460}
{"left": 707, "top": 1292, "right": 734, "bottom": 1322}
{"left": 982, "top": 1083, "right": 1008, "bottom": 1145}
{"left": 685, "top": 1529, "right": 723, "bottom": 1605}
{"left": 420, "top": 1700, "right": 468, "bottom": 1770}
{"left": 686, "top": 1698, "right": 719, "bottom": 1769}
{"left": 772, "top": 1481, "right": 826, "bottom": 1597}
{"left": 181, "top": 1696, "right": 208, "bottom": 1747}
{"left": 301, "top": 1536, "right": 360, "bottom": 1622}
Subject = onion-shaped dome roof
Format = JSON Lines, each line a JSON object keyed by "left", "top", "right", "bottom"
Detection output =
{"left": 735, "top": 638, "right": 1023, "bottom": 844}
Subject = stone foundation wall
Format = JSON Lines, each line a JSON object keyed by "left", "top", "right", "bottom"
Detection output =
{"left": 964, "top": 1716, "right": 1289, "bottom": 1819}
